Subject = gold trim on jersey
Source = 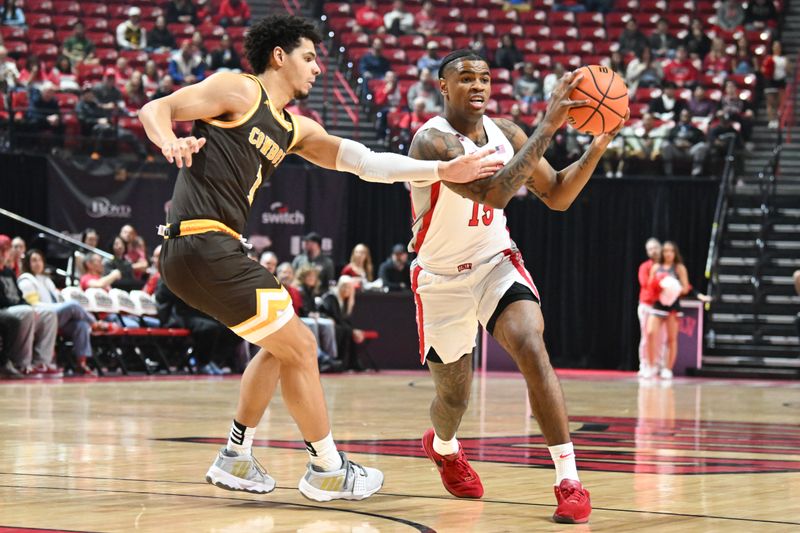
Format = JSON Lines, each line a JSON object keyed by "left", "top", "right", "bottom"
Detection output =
{"left": 287, "top": 111, "right": 301, "bottom": 152}
{"left": 249, "top": 74, "right": 294, "bottom": 132}
{"left": 163, "top": 219, "right": 242, "bottom": 241}
{"left": 200, "top": 75, "right": 261, "bottom": 129}
{"left": 230, "top": 287, "right": 295, "bottom": 342}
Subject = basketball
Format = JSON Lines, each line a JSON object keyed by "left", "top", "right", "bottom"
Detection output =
{"left": 566, "top": 65, "right": 629, "bottom": 136}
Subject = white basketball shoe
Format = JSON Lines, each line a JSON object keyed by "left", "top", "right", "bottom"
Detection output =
{"left": 298, "top": 452, "right": 384, "bottom": 502}
{"left": 205, "top": 447, "right": 276, "bottom": 494}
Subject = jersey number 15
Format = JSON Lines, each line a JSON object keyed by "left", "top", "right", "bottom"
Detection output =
{"left": 468, "top": 202, "right": 494, "bottom": 227}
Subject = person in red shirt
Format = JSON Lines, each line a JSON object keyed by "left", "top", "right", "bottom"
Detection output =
{"left": 143, "top": 245, "right": 162, "bottom": 296}
{"left": 218, "top": 0, "right": 251, "bottom": 27}
{"left": 663, "top": 46, "right": 699, "bottom": 87}
{"left": 356, "top": 0, "right": 384, "bottom": 33}
{"left": 637, "top": 238, "right": 664, "bottom": 378}
{"left": 415, "top": 1, "right": 439, "bottom": 38}
{"left": 80, "top": 253, "right": 122, "bottom": 291}
{"left": 400, "top": 97, "right": 433, "bottom": 139}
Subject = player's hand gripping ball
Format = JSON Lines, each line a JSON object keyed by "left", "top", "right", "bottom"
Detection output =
{"left": 566, "top": 65, "right": 629, "bottom": 135}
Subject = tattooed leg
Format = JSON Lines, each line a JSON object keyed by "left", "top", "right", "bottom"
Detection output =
{"left": 427, "top": 353, "right": 474, "bottom": 440}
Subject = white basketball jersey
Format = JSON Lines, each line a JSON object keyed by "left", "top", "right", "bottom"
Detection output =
{"left": 408, "top": 115, "right": 515, "bottom": 274}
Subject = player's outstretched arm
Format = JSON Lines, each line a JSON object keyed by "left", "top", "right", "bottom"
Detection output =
{"left": 139, "top": 72, "right": 258, "bottom": 168}
{"left": 290, "top": 115, "right": 502, "bottom": 184}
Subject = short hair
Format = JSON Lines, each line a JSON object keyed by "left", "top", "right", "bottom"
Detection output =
{"left": 245, "top": 15, "right": 322, "bottom": 75}
{"left": 438, "top": 49, "right": 488, "bottom": 79}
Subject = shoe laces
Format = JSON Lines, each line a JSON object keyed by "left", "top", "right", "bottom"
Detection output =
{"left": 444, "top": 450, "right": 475, "bottom": 480}
{"left": 559, "top": 483, "right": 588, "bottom": 504}
{"left": 250, "top": 456, "right": 268, "bottom": 478}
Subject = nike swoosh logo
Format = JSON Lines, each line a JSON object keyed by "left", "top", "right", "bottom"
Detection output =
{"left": 559, "top": 453, "right": 573, "bottom": 459}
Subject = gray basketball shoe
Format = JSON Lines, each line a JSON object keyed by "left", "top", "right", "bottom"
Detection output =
{"left": 298, "top": 452, "right": 384, "bottom": 502}
{"left": 205, "top": 448, "right": 276, "bottom": 494}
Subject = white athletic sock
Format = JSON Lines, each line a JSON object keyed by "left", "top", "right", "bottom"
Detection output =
{"left": 306, "top": 432, "right": 343, "bottom": 471}
{"left": 226, "top": 419, "right": 256, "bottom": 456}
{"left": 433, "top": 432, "right": 460, "bottom": 456}
{"left": 548, "top": 442, "right": 579, "bottom": 485}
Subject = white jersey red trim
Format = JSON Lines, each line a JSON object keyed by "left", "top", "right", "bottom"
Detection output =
{"left": 408, "top": 115, "right": 516, "bottom": 275}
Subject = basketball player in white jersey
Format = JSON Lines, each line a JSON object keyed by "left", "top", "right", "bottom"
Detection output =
{"left": 407, "top": 50, "right": 627, "bottom": 524}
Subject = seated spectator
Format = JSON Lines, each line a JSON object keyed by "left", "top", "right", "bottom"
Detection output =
{"left": 719, "top": 80, "right": 754, "bottom": 141}
{"left": 494, "top": 34, "right": 524, "bottom": 71}
{"left": 0, "top": 235, "right": 59, "bottom": 378}
{"left": 50, "top": 56, "right": 79, "bottom": 92}
{"left": 514, "top": 62, "right": 543, "bottom": 104}
{"left": 209, "top": 34, "right": 242, "bottom": 71}
{"left": 218, "top": 0, "right": 251, "bottom": 27}
{"left": 648, "top": 17, "right": 677, "bottom": 58}
{"left": 341, "top": 243, "right": 375, "bottom": 288}
{"left": 18, "top": 249, "right": 99, "bottom": 375}
{"left": 196, "top": 0, "right": 212, "bottom": 23}
{"left": 417, "top": 41, "right": 442, "bottom": 73}
{"left": 717, "top": 0, "right": 745, "bottom": 31}
{"left": 468, "top": 33, "right": 491, "bottom": 63}
{"left": 143, "top": 244, "right": 162, "bottom": 295}
{"left": 663, "top": 46, "right": 699, "bottom": 87}
{"left": 80, "top": 252, "right": 122, "bottom": 291}
{"left": 124, "top": 71, "right": 148, "bottom": 112}
{"left": 62, "top": 22, "right": 97, "bottom": 65}
{"left": 148, "top": 16, "right": 177, "bottom": 53}
{"left": 320, "top": 276, "right": 366, "bottom": 371}
{"left": 378, "top": 243, "right": 410, "bottom": 291}
{"left": 69, "top": 228, "right": 100, "bottom": 277}
{"left": 687, "top": 85, "right": 718, "bottom": 119}
{"left": 93, "top": 70, "right": 125, "bottom": 114}
{"left": 0, "top": 0, "right": 25, "bottom": 27}
{"left": 400, "top": 97, "right": 432, "bottom": 140}
{"left": 120, "top": 225, "right": 149, "bottom": 277}
{"left": 143, "top": 60, "right": 161, "bottom": 96}
{"left": 0, "top": 46, "right": 20, "bottom": 93}
{"left": 605, "top": 50, "right": 627, "bottom": 76}
{"left": 415, "top": 1, "right": 440, "bottom": 38}
{"left": 602, "top": 112, "right": 668, "bottom": 177}
{"left": 384, "top": 0, "right": 415, "bottom": 36}
{"left": 291, "top": 232, "right": 335, "bottom": 289}
{"left": 190, "top": 31, "right": 210, "bottom": 60}
{"left": 18, "top": 54, "right": 51, "bottom": 90}
{"left": 407, "top": 68, "right": 442, "bottom": 112}
{"left": 625, "top": 47, "right": 663, "bottom": 94}
{"left": 166, "top": 0, "right": 198, "bottom": 25}
{"left": 6, "top": 236, "right": 24, "bottom": 276}
{"left": 358, "top": 38, "right": 391, "bottom": 82}
{"left": 357, "top": 0, "right": 384, "bottom": 33}
{"left": 287, "top": 99, "right": 323, "bottom": 125}
{"left": 105, "top": 236, "right": 140, "bottom": 290}
{"left": 116, "top": 7, "right": 147, "bottom": 51}
{"left": 703, "top": 38, "right": 730, "bottom": 77}
{"left": 169, "top": 41, "right": 207, "bottom": 86}
{"left": 259, "top": 251, "right": 278, "bottom": 274}
{"left": 661, "top": 109, "right": 708, "bottom": 176}
{"left": 682, "top": 18, "right": 711, "bottom": 59}
{"left": 732, "top": 37, "right": 758, "bottom": 75}
{"left": 373, "top": 70, "right": 401, "bottom": 109}
{"left": 77, "top": 86, "right": 113, "bottom": 158}
{"left": 762, "top": 40, "right": 790, "bottom": 129}
{"left": 744, "top": 0, "right": 778, "bottom": 31}
{"left": 27, "top": 82, "right": 64, "bottom": 146}
{"left": 648, "top": 81, "right": 686, "bottom": 122}
{"left": 707, "top": 112, "right": 742, "bottom": 162}
{"left": 510, "top": 103, "right": 535, "bottom": 136}
{"left": 153, "top": 75, "right": 176, "bottom": 99}
{"left": 109, "top": 57, "right": 132, "bottom": 87}
{"left": 543, "top": 62, "right": 566, "bottom": 99}
{"left": 618, "top": 18, "right": 648, "bottom": 56}
{"left": 0, "top": 310, "right": 23, "bottom": 379}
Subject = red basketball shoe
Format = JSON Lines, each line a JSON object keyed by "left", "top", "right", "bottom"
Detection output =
{"left": 422, "top": 428, "right": 484, "bottom": 498}
{"left": 553, "top": 479, "right": 591, "bottom": 524}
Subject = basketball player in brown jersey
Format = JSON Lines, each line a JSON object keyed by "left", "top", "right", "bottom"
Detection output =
{"left": 407, "top": 50, "right": 628, "bottom": 523}
{"left": 139, "top": 17, "right": 502, "bottom": 502}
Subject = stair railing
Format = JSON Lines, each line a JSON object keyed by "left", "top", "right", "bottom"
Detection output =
{"left": 704, "top": 134, "right": 738, "bottom": 305}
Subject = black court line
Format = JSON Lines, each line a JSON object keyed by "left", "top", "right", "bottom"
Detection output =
{"left": 2, "top": 472, "right": 798, "bottom": 527}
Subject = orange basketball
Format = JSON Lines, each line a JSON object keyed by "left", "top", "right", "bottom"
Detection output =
{"left": 566, "top": 65, "right": 629, "bottom": 135}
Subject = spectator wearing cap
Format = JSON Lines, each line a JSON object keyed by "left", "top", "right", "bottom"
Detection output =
{"left": 291, "top": 232, "right": 335, "bottom": 289}
{"left": 117, "top": 6, "right": 147, "bottom": 51}
{"left": 218, "top": 0, "right": 251, "bottom": 27}
{"left": 378, "top": 244, "right": 411, "bottom": 291}
{"left": 417, "top": 41, "right": 442, "bottom": 73}
{"left": 62, "top": 21, "right": 97, "bottom": 65}
{"left": 168, "top": 41, "right": 206, "bottom": 85}
{"left": 166, "top": 0, "right": 198, "bottom": 25}
{"left": 415, "top": 1, "right": 440, "bottom": 38}
{"left": 147, "top": 16, "right": 177, "bottom": 53}
{"left": 208, "top": 34, "right": 242, "bottom": 71}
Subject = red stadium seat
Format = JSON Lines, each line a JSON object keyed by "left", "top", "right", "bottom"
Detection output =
{"left": 327, "top": 16, "right": 355, "bottom": 34}
{"left": 517, "top": 10, "right": 547, "bottom": 25}
{"left": 520, "top": 40, "right": 538, "bottom": 53}
{"left": 393, "top": 65, "right": 419, "bottom": 80}
{"left": 84, "top": 17, "right": 110, "bottom": 32}
{"left": 325, "top": 2, "right": 352, "bottom": 15}
{"left": 527, "top": 25, "right": 552, "bottom": 38}
{"left": 83, "top": 3, "right": 108, "bottom": 17}
{"left": 0, "top": 93, "right": 9, "bottom": 122}
{"left": 107, "top": 5, "right": 129, "bottom": 18}
{"left": 11, "top": 92, "right": 28, "bottom": 121}
{"left": 565, "top": 41, "right": 595, "bottom": 55}
{"left": 94, "top": 48, "right": 120, "bottom": 65}
{"left": 491, "top": 68, "right": 511, "bottom": 82}
{"left": 27, "top": 13, "right": 53, "bottom": 28}
{"left": 225, "top": 26, "right": 248, "bottom": 41}
{"left": 552, "top": 54, "right": 582, "bottom": 68}
{"left": 537, "top": 40, "right": 566, "bottom": 55}
{"left": 168, "top": 23, "right": 196, "bottom": 38}
{"left": 55, "top": 92, "right": 79, "bottom": 110}
{"left": 77, "top": 63, "right": 104, "bottom": 84}
{"left": 576, "top": 12, "right": 604, "bottom": 28}
{"left": 28, "top": 28, "right": 56, "bottom": 43}
{"left": 53, "top": 16, "right": 81, "bottom": 30}
{"left": 26, "top": 0, "right": 53, "bottom": 12}
{"left": 728, "top": 73, "right": 757, "bottom": 90}
{"left": 4, "top": 41, "right": 28, "bottom": 57}
{"left": 635, "top": 87, "right": 662, "bottom": 102}
{"left": 629, "top": 102, "right": 648, "bottom": 119}
{"left": 461, "top": 8, "right": 491, "bottom": 22}
{"left": 0, "top": 26, "right": 26, "bottom": 40}
{"left": 30, "top": 43, "right": 59, "bottom": 62}
{"left": 524, "top": 54, "right": 552, "bottom": 69}
{"left": 441, "top": 22, "right": 469, "bottom": 36}
{"left": 397, "top": 35, "right": 426, "bottom": 49}
{"left": 87, "top": 32, "right": 116, "bottom": 48}
{"left": 340, "top": 33, "right": 370, "bottom": 48}
{"left": 384, "top": 48, "right": 407, "bottom": 64}
{"left": 406, "top": 49, "right": 426, "bottom": 64}
{"left": 490, "top": 83, "right": 514, "bottom": 99}
{"left": 548, "top": 11, "right": 576, "bottom": 26}
{"left": 52, "top": 1, "right": 80, "bottom": 14}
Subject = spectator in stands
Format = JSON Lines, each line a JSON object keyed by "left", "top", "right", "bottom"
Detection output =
{"left": 580, "top": 0, "right": 614, "bottom": 12}
{"left": 0, "top": 235, "right": 59, "bottom": 378}
{"left": 50, "top": 56, "right": 79, "bottom": 92}
{"left": 510, "top": 103, "right": 533, "bottom": 136}
{"left": 105, "top": 236, "right": 140, "bottom": 290}
{"left": 320, "top": 276, "right": 365, "bottom": 371}
{"left": 190, "top": 31, "right": 210, "bottom": 60}
{"left": 400, "top": 96, "right": 432, "bottom": 140}
{"left": 625, "top": 47, "right": 663, "bottom": 94}
{"left": 648, "top": 81, "right": 685, "bottom": 122}
{"left": 0, "top": 0, "right": 24, "bottom": 27}
{"left": 341, "top": 243, "right": 375, "bottom": 288}
{"left": 0, "top": 310, "right": 23, "bottom": 379}
{"left": 70, "top": 228, "right": 99, "bottom": 277}
{"left": 648, "top": 17, "right": 677, "bottom": 59}
{"left": 359, "top": 38, "right": 391, "bottom": 83}
{"left": 356, "top": 0, "right": 384, "bottom": 33}
{"left": 259, "top": 251, "right": 278, "bottom": 274}
{"left": 77, "top": 86, "right": 114, "bottom": 158}
{"left": 407, "top": 68, "right": 442, "bottom": 112}
{"left": 196, "top": 0, "right": 212, "bottom": 23}
{"left": 762, "top": 40, "right": 791, "bottom": 129}
{"left": 378, "top": 243, "right": 410, "bottom": 291}
{"left": 6, "top": 236, "right": 24, "bottom": 276}
{"left": 687, "top": 85, "right": 718, "bottom": 119}
{"left": 708, "top": 112, "right": 742, "bottom": 164}
{"left": 605, "top": 50, "right": 627, "bottom": 75}
{"left": 18, "top": 54, "right": 51, "bottom": 90}
{"left": 543, "top": 62, "right": 566, "bottom": 99}
{"left": 169, "top": 41, "right": 206, "bottom": 86}
{"left": 124, "top": 71, "right": 148, "bottom": 112}
{"left": 415, "top": 1, "right": 440, "bottom": 38}
{"left": 417, "top": 41, "right": 442, "bottom": 73}
{"left": 702, "top": 38, "right": 730, "bottom": 77}
{"left": 0, "top": 46, "right": 20, "bottom": 92}
{"left": 384, "top": 0, "right": 415, "bottom": 36}
{"left": 744, "top": 0, "right": 778, "bottom": 31}
{"left": 468, "top": 33, "right": 491, "bottom": 63}
{"left": 719, "top": 80, "right": 754, "bottom": 142}
{"left": 494, "top": 34, "right": 524, "bottom": 71}
{"left": 373, "top": 70, "right": 401, "bottom": 109}
{"left": 116, "top": 6, "right": 147, "bottom": 51}
{"left": 148, "top": 16, "right": 177, "bottom": 53}
{"left": 602, "top": 112, "right": 668, "bottom": 177}
{"left": 153, "top": 75, "right": 176, "bottom": 99}
{"left": 27, "top": 82, "right": 64, "bottom": 147}
{"left": 120, "top": 225, "right": 149, "bottom": 277}
{"left": 663, "top": 46, "right": 699, "bottom": 87}
{"left": 514, "top": 62, "right": 543, "bottom": 105}
{"left": 717, "top": 0, "right": 745, "bottom": 31}
{"left": 218, "top": 0, "right": 251, "bottom": 27}
{"left": 287, "top": 98, "right": 323, "bottom": 125}
{"left": 209, "top": 34, "right": 242, "bottom": 71}
{"left": 618, "top": 18, "right": 648, "bottom": 56}
{"left": 661, "top": 108, "right": 708, "bottom": 176}
{"left": 142, "top": 60, "right": 161, "bottom": 97}
{"left": 80, "top": 252, "right": 121, "bottom": 291}
{"left": 166, "top": 0, "right": 198, "bottom": 25}
{"left": 144, "top": 244, "right": 162, "bottom": 295}
{"left": 295, "top": 265, "right": 322, "bottom": 317}
{"left": 94, "top": 69, "right": 125, "bottom": 113}
{"left": 18, "top": 249, "right": 99, "bottom": 376}
{"left": 109, "top": 57, "right": 132, "bottom": 87}
{"left": 682, "top": 18, "right": 711, "bottom": 59}
{"left": 62, "top": 22, "right": 97, "bottom": 65}
{"left": 292, "top": 232, "right": 335, "bottom": 289}
{"left": 732, "top": 37, "right": 758, "bottom": 75}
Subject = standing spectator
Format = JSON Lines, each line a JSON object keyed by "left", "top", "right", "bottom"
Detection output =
{"left": 148, "top": 16, "right": 177, "bottom": 53}
{"left": 663, "top": 46, "right": 699, "bottom": 87}
{"left": 762, "top": 40, "right": 791, "bottom": 129}
{"left": 702, "top": 38, "right": 730, "bottom": 77}
{"left": 468, "top": 33, "right": 491, "bottom": 63}
{"left": 356, "top": 0, "right": 384, "bottom": 33}
{"left": 661, "top": 109, "right": 709, "bottom": 176}
{"left": 716, "top": 0, "right": 745, "bottom": 31}
{"left": 27, "top": 82, "right": 64, "bottom": 146}
{"left": 62, "top": 22, "right": 96, "bottom": 65}
{"left": 166, "top": 0, "right": 198, "bottom": 25}
{"left": 407, "top": 68, "right": 442, "bottom": 112}
{"left": 0, "top": 46, "right": 20, "bottom": 92}
{"left": 0, "top": 0, "right": 24, "bottom": 27}
{"left": 6, "top": 236, "right": 24, "bottom": 276}
{"left": 153, "top": 75, "right": 176, "bottom": 99}
{"left": 286, "top": 99, "right": 323, "bottom": 125}
{"left": 687, "top": 85, "right": 718, "bottom": 119}
{"left": 50, "top": 56, "right": 79, "bottom": 92}
{"left": 625, "top": 47, "right": 663, "bottom": 94}
{"left": 637, "top": 238, "right": 664, "bottom": 378}
{"left": 320, "top": 276, "right": 366, "bottom": 371}
{"left": 648, "top": 81, "right": 686, "bottom": 122}
{"left": 209, "top": 34, "right": 242, "bottom": 71}
{"left": 218, "top": 0, "right": 251, "bottom": 27}
{"left": 416, "top": 41, "right": 442, "bottom": 73}
{"left": 744, "top": 0, "right": 778, "bottom": 31}
{"left": 415, "top": 1, "right": 440, "bottom": 38}
{"left": 494, "top": 34, "right": 524, "bottom": 71}
{"left": 383, "top": 0, "right": 415, "bottom": 36}
{"left": 378, "top": 244, "right": 410, "bottom": 291}
{"left": 543, "top": 62, "right": 566, "bottom": 99}
{"left": 116, "top": 7, "right": 147, "bottom": 51}
{"left": 648, "top": 18, "right": 677, "bottom": 58}
{"left": 719, "top": 80, "right": 754, "bottom": 142}
{"left": 168, "top": 41, "right": 206, "bottom": 85}
{"left": 291, "top": 232, "right": 335, "bottom": 289}
{"left": 341, "top": 243, "right": 375, "bottom": 287}
{"left": 124, "top": 71, "right": 148, "bottom": 112}
{"left": 514, "top": 62, "right": 543, "bottom": 104}
{"left": 682, "top": 18, "right": 711, "bottom": 59}
{"left": 358, "top": 38, "right": 391, "bottom": 82}
{"left": 618, "top": 18, "right": 648, "bottom": 56}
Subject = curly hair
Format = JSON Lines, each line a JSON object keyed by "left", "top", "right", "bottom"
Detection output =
{"left": 245, "top": 15, "right": 322, "bottom": 74}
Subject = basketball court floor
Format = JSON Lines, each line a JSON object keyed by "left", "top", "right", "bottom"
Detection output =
{"left": 1, "top": 370, "right": 798, "bottom": 532}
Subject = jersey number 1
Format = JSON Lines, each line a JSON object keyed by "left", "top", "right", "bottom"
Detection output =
{"left": 468, "top": 202, "right": 493, "bottom": 227}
